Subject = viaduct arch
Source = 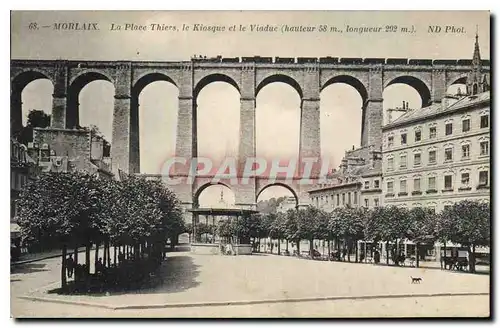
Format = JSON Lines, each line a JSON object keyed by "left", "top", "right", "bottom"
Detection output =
{"left": 11, "top": 57, "right": 490, "bottom": 219}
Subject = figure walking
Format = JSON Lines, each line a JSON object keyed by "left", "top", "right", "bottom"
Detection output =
{"left": 66, "top": 254, "right": 75, "bottom": 278}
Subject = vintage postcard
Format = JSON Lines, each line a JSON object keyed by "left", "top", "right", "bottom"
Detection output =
{"left": 10, "top": 10, "right": 490, "bottom": 318}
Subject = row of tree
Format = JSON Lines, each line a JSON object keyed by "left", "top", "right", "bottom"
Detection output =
{"left": 17, "top": 172, "right": 185, "bottom": 289}
{"left": 201, "top": 201, "right": 489, "bottom": 273}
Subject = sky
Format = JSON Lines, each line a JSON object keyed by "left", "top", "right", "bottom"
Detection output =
{"left": 11, "top": 11, "right": 490, "bottom": 205}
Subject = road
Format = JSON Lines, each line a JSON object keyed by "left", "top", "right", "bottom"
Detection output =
{"left": 11, "top": 251, "right": 490, "bottom": 318}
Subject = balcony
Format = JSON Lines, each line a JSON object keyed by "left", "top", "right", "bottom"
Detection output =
{"left": 385, "top": 193, "right": 395, "bottom": 198}
{"left": 442, "top": 188, "right": 454, "bottom": 193}
{"left": 411, "top": 191, "right": 423, "bottom": 196}
{"left": 398, "top": 192, "right": 408, "bottom": 197}
{"left": 458, "top": 186, "right": 472, "bottom": 191}
{"left": 426, "top": 189, "right": 438, "bottom": 194}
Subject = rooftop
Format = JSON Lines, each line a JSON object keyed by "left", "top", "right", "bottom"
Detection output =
{"left": 383, "top": 91, "right": 490, "bottom": 130}
{"left": 187, "top": 208, "right": 259, "bottom": 216}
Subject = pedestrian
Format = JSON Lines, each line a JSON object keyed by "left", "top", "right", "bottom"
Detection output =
{"left": 118, "top": 251, "right": 125, "bottom": 265}
{"left": 66, "top": 254, "right": 75, "bottom": 278}
{"left": 96, "top": 257, "right": 104, "bottom": 275}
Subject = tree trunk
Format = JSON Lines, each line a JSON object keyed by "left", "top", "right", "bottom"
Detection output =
{"left": 277, "top": 238, "right": 281, "bottom": 255}
{"left": 286, "top": 239, "right": 289, "bottom": 252}
{"left": 114, "top": 246, "right": 117, "bottom": 266}
{"left": 94, "top": 242, "right": 100, "bottom": 274}
{"left": 355, "top": 241, "right": 358, "bottom": 263}
{"left": 309, "top": 239, "right": 314, "bottom": 256}
{"left": 386, "top": 242, "right": 390, "bottom": 265}
{"left": 416, "top": 242, "right": 420, "bottom": 268}
{"left": 61, "top": 244, "right": 67, "bottom": 290}
{"left": 135, "top": 244, "right": 140, "bottom": 259}
{"left": 296, "top": 239, "right": 301, "bottom": 255}
{"left": 73, "top": 244, "right": 78, "bottom": 267}
{"left": 442, "top": 241, "right": 447, "bottom": 269}
{"left": 103, "top": 241, "right": 107, "bottom": 267}
{"left": 85, "top": 243, "right": 91, "bottom": 275}
{"left": 270, "top": 239, "right": 274, "bottom": 254}
{"left": 106, "top": 242, "right": 111, "bottom": 267}
{"left": 328, "top": 239, "right": 331, "bottom": 257}
{"left": 347, "top": 240, "right": 351, "bottom": 262}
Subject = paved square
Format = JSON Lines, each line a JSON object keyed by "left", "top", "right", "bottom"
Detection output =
{"left": 22, "top": 252, "right": 489, "bottom": 308}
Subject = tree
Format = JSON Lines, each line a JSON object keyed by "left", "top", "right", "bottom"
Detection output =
{"left": 407, "top": 207, "right": 437, "bottom": 267}
{"left": 16, "top": 110, "right": 51, "bottom": 145}
{"left": 269, "top": 212, "right": 287, "bottom": 255}
{"left": 328, "top": 208, "right": 344, "bottom": 255}
{"left": 343, "top": 207, "right": 367, "bottom": 262}
{"left": 440, "top": 200, "right": 490, "bottom": 273}
{"left": 285, "top": 209, "right": 301, "bottom": 254}
{"left": 17, "top": 172, "right": 106, "bottom": 288}
{"left": 364, "top": 206, "right": 409, "bottom": 265}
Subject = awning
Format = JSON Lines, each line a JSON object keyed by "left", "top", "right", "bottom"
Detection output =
{"left": 10, "top": 223, "right": 21, "bottom": 237}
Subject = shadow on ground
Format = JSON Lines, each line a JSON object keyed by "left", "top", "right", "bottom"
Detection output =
{"left": 46, "top": 255, "right": 200, "bottom": 297}
{"left": 11, "top": 263, "right": 49, "bottom": 274}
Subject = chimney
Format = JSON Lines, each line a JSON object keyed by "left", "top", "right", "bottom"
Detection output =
{"left": 441, "top": 96, "right": 449, "bottom": 111}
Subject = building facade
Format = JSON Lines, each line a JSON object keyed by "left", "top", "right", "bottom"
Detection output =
{"left": 29, "top": 127, "right": 113, "bottom": 178}
{"left": 309, "top": 146, "right": 383, "bottom": 211}
{"left": 382, "top": 91, "right": 490, "bottom": 211}
{"left": 10, "top": 138, "right": 39, "bottom": 233}
{"left": 277, "top": 197, "right": 298, "bottom": 213}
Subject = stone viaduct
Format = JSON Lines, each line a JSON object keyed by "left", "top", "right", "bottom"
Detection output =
{"left": 11, "top": 56, "right": 490, "bottom": 213}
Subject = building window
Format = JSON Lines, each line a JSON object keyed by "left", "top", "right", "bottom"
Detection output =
{"left": 400, "top": 154, "right": 407, "bottom": 168}
{"left": 462, "top": 119, "right": 471, "bottom": 132}
{"left": 364, "top": 181, "right": 369, "bottom": 189}
{"left": 480, "top": 114, "right": 489, "bottom": 128}
{"left": 11, "top": 172, "right": 16, "bottom": 189}
{"left": 415, "top": 130, "right": 421, "bottom": 142}
{"left": 462, "top": 144, "right": 470, "bottom": 159}
{"left": 342, "top": 193, "right": 345, "bottom": 205}
{"left": 428, "top": 150, "right": 437, "bottom": 164}
{"left": 428, "top": 177, "right": 436, "bottom": 190}
{"left": 388, "top": 136, "right": 394, "bottom": 148}
{"left": 388, "top": 158, "right": 394, "bottom": 171}
{"left": 414, "top": 153, "right": 421, "bottom": 166}
{"left": 400, "top": 179, "right": 407, "bottom": 193}
{"left": 480, "top": 141, "right": 489, "bottom": 156}
{"left": 401, "top": 133, "right": 407, "bottom": 145}
{"left": 444, "top": 175, "right": 453, "bottom": 190}
{"left": 461, "top": 173, "right": 470, "bottom": 187}
{"left": 429, "top": 126, "right": 437, "bottom": 139}
{"left": 479, "top": 171, "right": 489, "bottom": 186}
{"left": 353, "top": 192, "right": 357, "bottom": 204}
{"left": 445, "top": 123, "right": 453, "bottom": 135}
{"left": 336, "top": 194, "right": 340, "bottom": 206}
{"left": 445, "top": 148, "right": 453, "bottom": 161}
{"left": 387, "top": 181, "right": 394, "bottom": 193}
{"left": 374, "top": 180, "right": 380, "bottom": 189}
{"left": 364, "top": 199, "right": 369, "bottom": 207}
{"left": 414, "top": 178, "right": 421, "bottom": 191}
{"left": 348, "top": 192, "right": 352, "bottom": 205}
{"left": 374, "top": 198, "right": 379, "bottom": 207}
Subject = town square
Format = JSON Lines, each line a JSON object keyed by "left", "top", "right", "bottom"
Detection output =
{"left": 10, "top": 11, "right": 491, "bottom": 318}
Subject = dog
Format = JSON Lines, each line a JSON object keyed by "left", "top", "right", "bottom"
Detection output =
{"left": 411, "top": 276, "right": 422, "bottom": 284}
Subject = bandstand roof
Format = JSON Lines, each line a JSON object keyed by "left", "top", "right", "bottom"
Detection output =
{"left": 187, "top": 208, "right": 259, "bottom": 216}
